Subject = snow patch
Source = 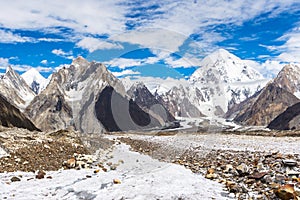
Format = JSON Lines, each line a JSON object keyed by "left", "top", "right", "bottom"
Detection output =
{"left": 0, "top": 144, "right": 229, "bottom": 200}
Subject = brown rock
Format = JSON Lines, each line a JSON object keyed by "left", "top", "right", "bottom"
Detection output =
{"left": 274, "top": 184, "right": 295, "bottom": 200}
{"left": 248, "top": 172, "right": 268, "bottom": 180}
{"left": 66, "top": 157, "right": 76, "bottom": 168}
{"left": 110, "top": 165, "right": 117, "bottom": 170}
{"left": 207, "top": 168, "right": 215, "bottom": 174}
{"left": 236, "top": 163, "right": 249, "bottom": 176}
{"left": 36, "top": 170, "right": 46, "bottom": 179}
{"left": 113, "top": 179, "right": 121, "bottom": 184}
{"left": 11, "top": 176, "right": 21, "bottom": 182}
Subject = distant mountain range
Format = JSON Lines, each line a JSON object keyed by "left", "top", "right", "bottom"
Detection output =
{"left": 1, "top": 49, "right": 300, "bottom": 132}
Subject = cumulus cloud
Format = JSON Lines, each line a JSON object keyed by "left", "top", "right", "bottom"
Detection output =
{"left": 244, "top": 59, "right": 285, "bottom": 78}
{"left": 111, "top": 70, "right": 140, "bottom": 77}
{"left": 0, "top": 29, "right": 33, "bottom": 43}
{"left": 0, "top": 0, "right": 126, "bottom": 35}
{"left": 112, "top": 28, "right": 187, "bottom": 53}
{"left": 105, "top": 58, "right": 143, "bottom": 69}
{"left": 51, "top": 49, "right": 74, "bottom": 59}
{"left": 0, "top": 57, "right": 10, "bottom": 67}
{"left": 76, "top": 37, "right": 123, "bottom": 52}
{"left": 164, "top": 54, "right": 201, "bottom": 68}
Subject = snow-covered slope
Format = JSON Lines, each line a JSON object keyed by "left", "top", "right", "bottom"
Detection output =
{"left": 191, "top": 49, "right": 263, "bottom": 83}
{"left": 189, "top": 49, "right": 269, "bottom": 116}
{"left": 158, "top": 84, "right": 206, "bottom": 118}
{"left": 121, "top": 49, "right": 269, "bottom": 118}
{"left": 121, "top": 76, "right": 189, "bottom": 95}
{"left": 21, "top": 68, "right": 49, "bottom": 94}
{"left": 0, "top": 66, "right": 36, "bottom": 111}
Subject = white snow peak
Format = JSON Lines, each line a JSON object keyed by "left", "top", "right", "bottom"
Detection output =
{"left": 21, "top": 68, "right": 49, "bottom": 94}
{"left": 191, "top": 49, "right": 263, "bottom": 83}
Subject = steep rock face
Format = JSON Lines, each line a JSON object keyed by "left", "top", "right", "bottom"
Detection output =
{"left": 0, "top": 94, "right": 39, "bottom": 131}
{"left": 127, "top": 82, "right": 176, "bottom": 123}
{"left": 232, "top": 82, "right": 299, "bottom": 126}
{"left": 0, "top": 67, "right": 36, "bottom": 111}
{"left": 190, "top": 49, "right": 268, "bottom": 116}
{"left": 158, "top": 85, "right": 205, "bottom": 118}
{"left": 95, "top": 86, "right": 161, "bottom": 131}
{"left": 268, "top": 102, "right": 300, "bottom": 130}
{"left": 25, "top": 83, "right": 73, "bottom": 131}
{"left": 273, "top": 64, "right": 300, "bottom": 97}
{"left": 26, "top": 57, "right": 125, "bottom": 133}
{"left": 26, "top": 57, "right": 167, "bottom": 133}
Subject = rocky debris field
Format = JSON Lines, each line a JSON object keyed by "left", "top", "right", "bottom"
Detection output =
{"left": 120, "top": 135, "right": 300, "bottom": 200}
{"left": 0, "top": 127, "right": 113, "bottom": 172}
{"left": 1, "top": 138, "right": 229, "bottom": 200}
{"left": 3, "top": 126, "right": 300, "bottom": 199}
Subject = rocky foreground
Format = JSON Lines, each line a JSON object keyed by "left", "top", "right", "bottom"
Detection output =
{"left": 0, "top": 127, "right": 115, "bottom": 173}
{"left": 118, "top": 132, "right": 300, "bottom": 200}
{"left": 2, "top": 127, "right": 300, "bottom": 199}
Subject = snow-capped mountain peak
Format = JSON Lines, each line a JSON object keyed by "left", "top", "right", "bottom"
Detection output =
{"left": 191, "top": 49, "right": 263, "bottom": 83}
{"left": 184, "top": 49, "right": 269, "bottom": 116}
{"left": 0, "top": 67, "right": 36, "bottom": 111}
{"left": 21, "top": 68, "right": 49, "bottom": 94}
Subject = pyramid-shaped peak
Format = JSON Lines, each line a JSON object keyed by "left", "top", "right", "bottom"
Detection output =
{"left": 71, "top": 56, "right": 90, "bottom": 67}
{"left": 5, "top": 66, "right": 14, "bottom": 74}
{"left": 205, "top": 49, "right": 240, "bottom": 62}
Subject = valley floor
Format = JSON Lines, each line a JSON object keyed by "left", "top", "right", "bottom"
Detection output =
{"left": 1, "top": 130, "right": 300, "bottom": 199}
{"left": 0, "top": 142, "right": 228, "bottom": 200}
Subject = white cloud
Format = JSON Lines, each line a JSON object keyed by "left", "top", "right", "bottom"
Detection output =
{"left": 76, "top": 37, "right": 123, "bottom": 52}
{"left": 51, "top": 49, "right": 74, "bottom": 59}
{"left": 276, "top": 32, "right": 300, "bottom": 63}
{"left": 52, "top": 49, "right": 67, "bottom": 56}
{"left": 164, "top": 54, "right": 201, "bottom": 68}
{"left": 111, "top": 70, "right": 140, "bottom": 77}
{"left": 0, "top": 1, "right": 126, "bottom": 35}
{"left": 105, "top": 58, "right": 143, "bottom": 69}
{"left": 38, "top": 38, "right": 64, "bottom": 42}
{"left": 40, "top": 59, "right": 48, "bottom": 65}
{"left": 112, "top": 28, "right": 187, "bottom": 53}
{"left": 0, "top": 29, "right": 33, "bottom": 43}
{"left": 244, "top": 59, "right": 285, "bottom": 78}
{"left": 0, "top": 57, "right": 54, "bottom": 73}
{"left": 0, "top": 57, "right": 10, "bottom": 67}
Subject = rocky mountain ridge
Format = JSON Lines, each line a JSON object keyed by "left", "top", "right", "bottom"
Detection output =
{"left": 25, "top": 57, "right": 173, "bottom": 133}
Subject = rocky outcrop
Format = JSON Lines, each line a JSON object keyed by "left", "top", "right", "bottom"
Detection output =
{"left": 268, "top": 102, "right": 300, "bottom": 130}
{"left": 26, "top": 57, "right": 124, "bottom": 132}
{"left": 25, "top": 84, "right": 73, "bottom": 131}
{"left": 158, "top": 85, "right": 205, "bottom": 118}
{"left": 26, "top": 57, "right": 168, "bottom": 133}
{"left": 127, "top": 82, "right": 176, "bottom": 123}
{"left": 232, "top": 82, "right": 299, "bottom": 126}
{"left": 95, "top": 86, "right": 161, "bottom": 132}
{"left": 0, "top": 94, "right": 39, "bottom": 131}
{"left": 0, "top": 66, "right": 36, "bottom": 111}
{"left": 273, "top": 64, "right": 300, "bottom": 96}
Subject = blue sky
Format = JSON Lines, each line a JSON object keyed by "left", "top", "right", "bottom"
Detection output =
{"left": 0, "top": 0, "right": 299, "bottom": 78}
